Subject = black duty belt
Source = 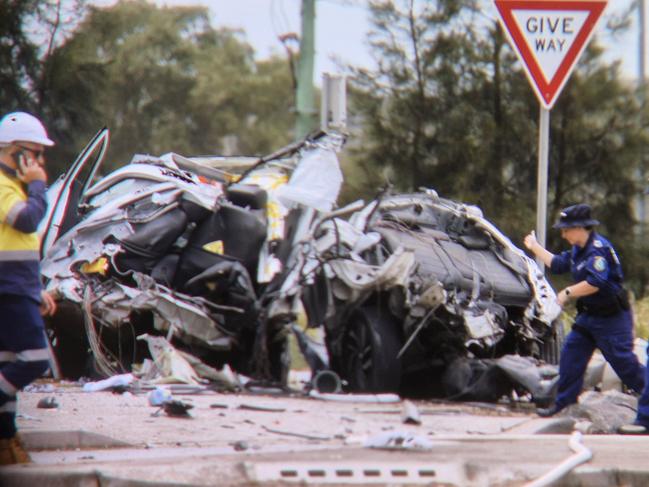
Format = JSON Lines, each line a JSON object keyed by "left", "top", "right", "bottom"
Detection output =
{"left": 576, "top": 288, "right": 630, "bottom": 317}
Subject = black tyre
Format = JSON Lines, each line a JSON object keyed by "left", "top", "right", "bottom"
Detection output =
{"left": 340, "top": 302, "right": 403, "bottom": 393}
{"left": 540, "top": 318, "right": 565, "bottom": 365}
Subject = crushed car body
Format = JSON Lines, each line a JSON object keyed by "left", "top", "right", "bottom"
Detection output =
{"left": 40, "top": 128, "right": 562, "bottom": 402}
{"left": 296, "top": 190, "right": 563, "bottom": 399}
{"left": 41, "top": 128, "right": 345, "bottom": 381}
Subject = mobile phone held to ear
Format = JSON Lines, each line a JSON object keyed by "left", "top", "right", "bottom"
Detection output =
{"left": 15, "top": 150, "right": 37, "bottom": 178}
{"left": 15, "top": 150, "right": 27, "bottom": 177}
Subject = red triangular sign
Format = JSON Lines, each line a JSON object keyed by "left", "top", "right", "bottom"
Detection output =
{"left": 494, "top": 0, "right": 607, "bottom": 109}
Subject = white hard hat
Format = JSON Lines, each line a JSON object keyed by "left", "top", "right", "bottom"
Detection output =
{"left": 0, "top": 111, "right": 54, "bottom": 147}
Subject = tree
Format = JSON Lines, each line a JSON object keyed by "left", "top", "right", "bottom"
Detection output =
{"left": 348, "top": 0, "right": 649, "bottom": 294}
{"left": 346, "top": 0, "right": 649, "bottom": 291}
{"left": 39, "top": 0, "right": 294, "bottom": 176}
{"left": 347, "top": 0, "right": 478, "bottom": 191}
{"left": 345, "top": 0, "right": 538, "bottom": 229}
{"left": 0, "top": 1, "right": 39, "bottom": 110}
{"left": 0, "top": 0, "right": 85, "bottom": 114}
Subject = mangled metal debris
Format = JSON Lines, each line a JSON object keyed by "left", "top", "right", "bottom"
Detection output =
{"left": 36, "top": 396, "right": 59, "bottom": 409}
{"left": 40, "top": 127, "right": 565, "bottom": 404}
{"left": 153, "top": 399, "right": 194, "bottom": 418}
{"left": 42, "top": 129, "right": 345, "bottom": 384}
{"left": 363, "top": 431, "right": 433, "bottom": 451}
{"left": 401, "top": 400, "right": 421, "bottom": 425}
{"left": 297, "top": 191, "right": 563, "bottom": 402}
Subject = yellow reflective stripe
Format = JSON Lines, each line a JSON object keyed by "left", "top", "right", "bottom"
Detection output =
{"left": 0, "top": 250, "right": 39, "bottom": 261}
{"left": 0, "top": 372, "right": 17, "bottom": 396}
{"left": 5, "top": 201, "right": 26, "bottom": 226}
{"left": 0, "top": 401, "right": 16, "bottom": 413}
{"left": 16, "top": 348, "right": 49, "bottom": 362}
{"left": 0, "top": 352, "right": 16, "bottom": 362}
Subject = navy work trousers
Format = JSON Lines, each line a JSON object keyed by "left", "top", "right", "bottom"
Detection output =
{"left": 636, "top": 342, "right": 649, "bottom": 426}
{"left": 555, "top": 310, "right": 645, "bottom": 410}
{"left": 0, "top": 295, "right": 50, "bottom": 438}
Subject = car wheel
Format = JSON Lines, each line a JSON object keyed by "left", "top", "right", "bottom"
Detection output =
{"left": 340, "top": 301, "right": 402, "bottom": 393}
{"left": 541, "top": 318, "right": 565, "bottom": 365}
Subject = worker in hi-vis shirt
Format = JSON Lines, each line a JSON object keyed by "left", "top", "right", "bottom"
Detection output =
{"left": 0, "top": 111, "right": 57, "bottom": 464}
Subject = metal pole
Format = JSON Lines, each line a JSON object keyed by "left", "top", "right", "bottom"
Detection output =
{"left": 638, "top": 0, "right": 647, "bottom": 232}
{"left": 536, "top": 105, "right": 550, "bottom": 271}
{"left": 295, "top": 0, "right": 316, "bottom": 140}
{"left": 640, "top": 0, "right": 646, "bottom": 84}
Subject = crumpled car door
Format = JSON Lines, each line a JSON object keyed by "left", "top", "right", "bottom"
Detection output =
{"left": 39, "top": 128, "right": 110, "bottom": 256}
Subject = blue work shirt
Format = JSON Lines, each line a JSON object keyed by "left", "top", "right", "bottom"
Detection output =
{"left": 550, "top": 231, "right": 624, "bottom": 320}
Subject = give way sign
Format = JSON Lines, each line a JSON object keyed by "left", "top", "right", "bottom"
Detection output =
{"left": 494, "top": 0, "right": 607, "bottom": 109}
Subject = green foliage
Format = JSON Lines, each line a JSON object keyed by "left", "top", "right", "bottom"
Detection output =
{"left": 3, "top": 0, "right": 295, "bottom": 177}
{"left": 346, "top": 0, "right": 649, "bottom": 293}
{"left": 0, "top": 1, "right": 40, "bottom": 109}
{"left": 4, "top": 0, "right": 649, "bottom": 295}
{"left": 0, "top": 1, "right": 86, "bottom": 113}
{"left": 44, "top": 0, "right": 296, "bottom": 176}
{"left": 633, "top": 294, "right": 649, "bottom": 340}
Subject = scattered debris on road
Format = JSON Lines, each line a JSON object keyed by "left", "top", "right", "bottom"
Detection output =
{"left": 36, "top": 397, "right": 58, "bottom": 409}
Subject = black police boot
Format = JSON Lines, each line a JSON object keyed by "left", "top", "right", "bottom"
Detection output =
{"left": 618, "top": 422, "right": 649, "bottom": 435}
{"left": 536, "top": 404, "right": 562, "bottom": 418}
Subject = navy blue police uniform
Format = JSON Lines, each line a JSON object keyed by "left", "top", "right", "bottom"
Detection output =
{"left": 636, "top": 360, "right": 649, "bottom": 428}
{"left": 550, "top": 205, "right": 645, "bottom": 411}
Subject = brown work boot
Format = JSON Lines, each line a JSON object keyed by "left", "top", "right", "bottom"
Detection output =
{"left": 0, "top": 436, "right": 30, "bottom": 465}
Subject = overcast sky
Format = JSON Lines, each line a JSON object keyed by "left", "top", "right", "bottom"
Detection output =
{"left": 94, "top": 1, "right": 646, "bottom": 84}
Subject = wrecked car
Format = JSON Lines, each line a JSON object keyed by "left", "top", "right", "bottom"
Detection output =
{"left": 41, "top": 128, "right": 562, "bottom": 403}
{"left": 296, "top": 191, "right": 564, "bottom": 399}
{"left": 41, "top": 128, "right": 345, "bottom": 382}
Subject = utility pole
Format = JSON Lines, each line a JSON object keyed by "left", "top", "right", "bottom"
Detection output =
{"left": 295, "top": 0, "right": 317, "bottom": 140}
{"left": 640, "top": 0, "right": 647, "bottom": 85}
{"left": 638, "top": 0, "right": 647, "bottom": 232}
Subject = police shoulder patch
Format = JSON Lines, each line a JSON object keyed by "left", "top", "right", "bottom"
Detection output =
{"left": 593, "top": 239, "right": 603, "bottom": 248}
{"left": 593, "top": 256, "right": 607, "bottom": 272}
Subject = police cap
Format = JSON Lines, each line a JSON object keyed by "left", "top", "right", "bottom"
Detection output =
{"left": 553, "top": 204, "right": 600, "bottom": 229}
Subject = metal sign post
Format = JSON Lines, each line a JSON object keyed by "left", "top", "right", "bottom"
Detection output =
{"left": 493, "top": 0, "right": 607, "bottom": 269}
{"left": 536, "top": 107, "right": 550, "bottom": 265}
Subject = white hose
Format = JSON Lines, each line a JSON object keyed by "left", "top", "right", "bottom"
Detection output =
{"left": 524, "top": 432, "right": 593, "bottom": 487}
{"left": 308, "top": 390, "right": 401, "bottom": 403}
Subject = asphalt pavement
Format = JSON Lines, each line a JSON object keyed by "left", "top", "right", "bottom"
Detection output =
{"left": 2, "top": 380, "right": 649, "bottom": 486}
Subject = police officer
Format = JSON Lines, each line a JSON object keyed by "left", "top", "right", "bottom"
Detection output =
{"left": 524, "top": 204, "right": 645, "bottom": 417}
{"left": 0, "top": 111, "right": 56, "bottom": 464}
